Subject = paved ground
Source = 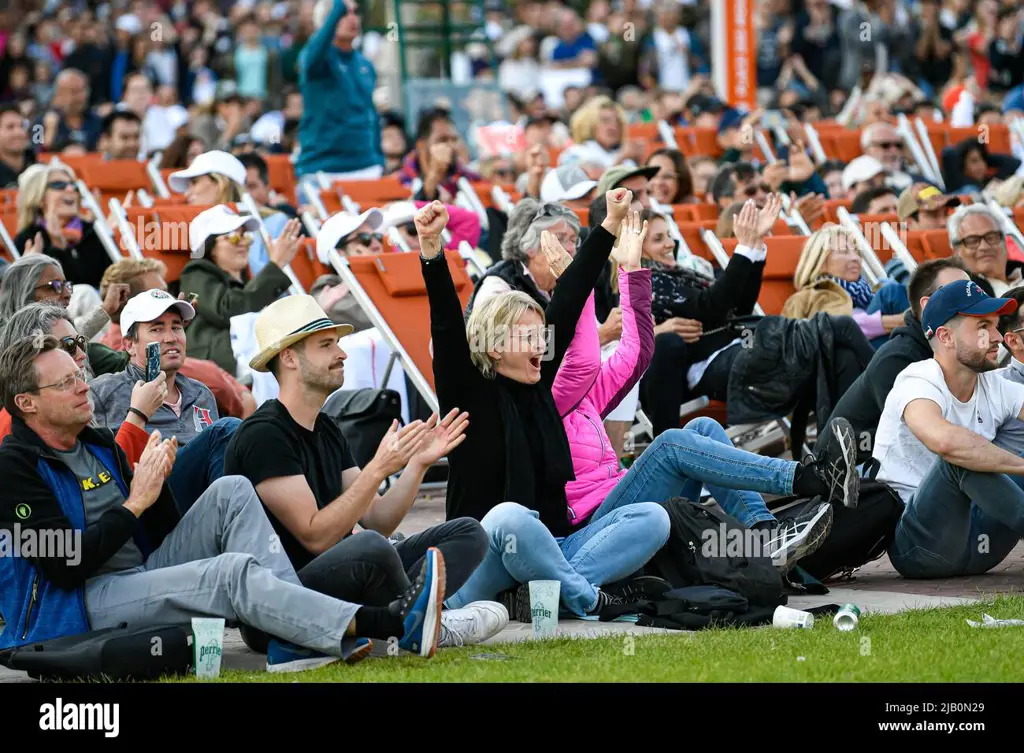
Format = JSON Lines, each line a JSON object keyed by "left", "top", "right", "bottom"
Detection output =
{"left": 1, "top": 490, "right": 1019, "bottom": 682}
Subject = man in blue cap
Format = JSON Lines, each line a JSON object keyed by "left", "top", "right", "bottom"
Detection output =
{"left": 872, "top": 279, "right": 1024, "bottom": 579}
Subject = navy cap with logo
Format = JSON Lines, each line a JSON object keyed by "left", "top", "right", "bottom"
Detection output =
{"left": 921, "top": 280, "right": 1017, "bottom": 338}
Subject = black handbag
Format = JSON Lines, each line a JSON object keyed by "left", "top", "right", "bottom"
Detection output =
{"left": 0, "top": 623, "right": 193, "bottom": 682}
{"left": 321, "top": 387, "right": 403, "bottom": 469}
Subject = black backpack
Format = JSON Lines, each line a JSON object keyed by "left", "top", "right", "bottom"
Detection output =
{"left": 769, "top": 478, "right": 905, "bottom": 582}
{"left": 321, "top": 387, "right": 403, "bottom": 469}
{"left": 0, "top": 623, "right": 193, "bottom": 682}
{"left": 646, "top": 497, "right": 787, "bottom": 609}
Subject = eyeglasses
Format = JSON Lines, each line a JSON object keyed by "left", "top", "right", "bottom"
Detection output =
{"left": 220, "top": 231, "right": 253, "bottom": 245}
{"left": 873, "top": 141, "right": 903, "bottom": 151}
{"left": 957, "top": 231, "right": 1003, "bottom": 250}
{"left": 36, "top": 280, "right": 73, "bottom": 295}
{"left": 46, "top": 180, "right": 73, "bottom": 191}
{"left": 36, "top": 368, "right": 87, "bottom": 392}
{"left": 743, "top": 183, "right": 771, "bottom": 197}
{"left": 58, "top": 335, "right": 87, "bottom": 357}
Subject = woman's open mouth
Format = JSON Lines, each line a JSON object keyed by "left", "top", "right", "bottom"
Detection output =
{"left": 529, "top": 355, "right": 542, "bottom": 370}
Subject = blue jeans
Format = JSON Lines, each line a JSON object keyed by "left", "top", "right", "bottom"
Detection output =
{"left": 168, "top": 418, "right": 242, "bottom": 516}
{"left": 602, "top": 417, "right": 795, "bottom": 528}
{"left": 446, "top": 417, "right": 796, "bottom": 615}
{"left": 889, "top": 458, "right": 1024, "bottom": 578}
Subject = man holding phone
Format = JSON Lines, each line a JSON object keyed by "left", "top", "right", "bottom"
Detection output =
{"left": 89, "top": 290, "right": 238, "bottom": 515}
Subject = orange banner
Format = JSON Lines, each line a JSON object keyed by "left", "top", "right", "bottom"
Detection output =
{"left": 711, "top": 0, "right": 757, "bottom": 111}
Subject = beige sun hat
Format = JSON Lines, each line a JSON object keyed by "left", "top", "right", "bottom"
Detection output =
{"left": 248, "top": 294, "right": 354, "bottom": 372}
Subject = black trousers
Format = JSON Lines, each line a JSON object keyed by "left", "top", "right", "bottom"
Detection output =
{"left": 640, "top": 332, "right": 692, "bottom": 438}
{"left": 241, "top": 518, "right": 487, "bottom": 653}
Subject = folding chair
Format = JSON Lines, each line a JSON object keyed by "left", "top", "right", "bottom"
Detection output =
{"left": 327, "top": 248, "right": 475, "bottom": 414}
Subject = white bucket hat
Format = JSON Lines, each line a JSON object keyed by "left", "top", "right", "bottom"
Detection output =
{"left": 249, "top": 294, "right": 354, "bottom": 372}
{"left": 316, "top": 208, "right": 384, "bottom": 264}
{"left": 168, "top": 150, "right": 247, "bottom": 194}
{"left": 189, "top": 204, "right": 260, "bottom": 255}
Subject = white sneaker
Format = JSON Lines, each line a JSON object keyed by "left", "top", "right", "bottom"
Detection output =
{"left": 438, "top": 601, "right": 509, "bottom": 648}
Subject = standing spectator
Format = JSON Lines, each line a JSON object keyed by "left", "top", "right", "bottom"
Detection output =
{"left": 913, "top": 0, "right": 956, "bottom": 98}
{"left": 642, "top": 2, "right": 693, "bottom": 93}
{"left": 294, "top": 0, "right": 383, "bottom": 181}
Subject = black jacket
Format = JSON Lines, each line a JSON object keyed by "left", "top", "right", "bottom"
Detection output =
{"left": 818, "top": 310, "right": 931, "bottom": 463}
{"left": 424, "top": 225, "right": 616, "bottom": 537}
{"left": 13, "top": 220, "right": 111, "bottom": 289}
{"left": 649, "top": 253, "right": 764, "bottom": 362}
{"left": 727, "top": 312, "right": 873, "bottom": 450}
{"left": 0, "top": 416, "right": 179, "bottom": 589}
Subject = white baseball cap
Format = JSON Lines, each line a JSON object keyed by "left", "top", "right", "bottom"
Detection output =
{"left": 189, "top": 204, "right": 260, "bottom": 254}
{"left": 120, "top": 289, "right": 195, "bottom": 336}
{"left": 316, "top": 208, "right": 383, "bottom": 264}
{"left": 168, "top": 150, "right": 247, "bottom": 194}
{"left": 841, "top": 155, "right": 887, "bottom": 192}
{"left": 540, "top": 164, "right": 597, "bottom": 202}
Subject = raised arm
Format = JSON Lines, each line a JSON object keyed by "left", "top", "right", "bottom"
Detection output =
{"left": 551, "top": 291, "right": 602, "bottom": 415}
{"left": 591, "top": 215, "right": 654, "bottom": 417}
{"left": 300, "top": 0, "right": 348, "bottom": 76}
{"left": 417, "top": 202, "right": 484, "bottom": 406}
{"left": 542, "top": 188, "right": 631, "bottom": 384}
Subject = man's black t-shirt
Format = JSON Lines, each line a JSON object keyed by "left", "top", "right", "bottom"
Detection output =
{"left": 224, "top": 398, "right": 357, "bottom": 570}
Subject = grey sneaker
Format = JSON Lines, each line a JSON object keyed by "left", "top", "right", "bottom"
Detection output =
{"left": 767, "top": 501, "right": 834, "bottom": 571}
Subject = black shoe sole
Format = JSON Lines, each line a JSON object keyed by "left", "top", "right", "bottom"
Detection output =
{"left": 604, "top": 575, "right": 672, "bottom": 602}
{"left": 773, "top": 504, "right": 834, "bottom": 572}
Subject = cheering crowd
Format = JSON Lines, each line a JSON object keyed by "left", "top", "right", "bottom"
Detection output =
{"left": 1, "top": 0, "right": 1024, "bottom": 673}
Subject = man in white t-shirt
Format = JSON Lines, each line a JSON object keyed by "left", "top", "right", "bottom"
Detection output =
{"left": 874, "top": 280, "right": 1024, "bottom": 579}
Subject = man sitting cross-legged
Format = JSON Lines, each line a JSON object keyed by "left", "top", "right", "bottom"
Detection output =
{"left": 224, "top": 295, "right": 507, "bottom": 650}
{"left": 0, "top": 334, "right": 447, "bottom": 671}
{"left": 874, "top": 280, "right": 1024, "bottom": 578}
{"left": 89, "top": 290, "right": 241, "bottom": 515}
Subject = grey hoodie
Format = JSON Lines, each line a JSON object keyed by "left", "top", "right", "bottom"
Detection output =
{"left": 89, "top": 363, "right": 220, "bottom": 446}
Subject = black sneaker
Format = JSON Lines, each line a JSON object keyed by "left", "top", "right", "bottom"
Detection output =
{"left": 586, "top": 589, "right": 625, "bottom": 616}
{"left": 498, "top": 583, "right": 533, "bottom": 623}
{"left": 602, "top": 575, "right": 672, "bottom": 603}
{"left": 811, "top": 417, "right": 860, "bottom": 508}
{"left": 766, "top": 501, "right": 834, "bottom": 571}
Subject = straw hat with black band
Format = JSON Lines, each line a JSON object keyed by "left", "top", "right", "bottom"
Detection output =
{"left": 249, "top": 294, "right": 354, "bottom": 372}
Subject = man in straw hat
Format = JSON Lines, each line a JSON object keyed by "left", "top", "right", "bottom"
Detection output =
{"left": 224, "top": 295, "right": 509, "bottom": 649}
{"left": 0, "top": 333, "right": 448, "bottom": 671}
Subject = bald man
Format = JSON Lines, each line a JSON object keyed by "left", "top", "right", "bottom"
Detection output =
{"left": 38, "top": 68, "right": 102, "bottom": 152}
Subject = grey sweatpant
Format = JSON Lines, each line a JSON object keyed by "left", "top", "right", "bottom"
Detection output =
{"left": 84, "top": 476, "right": 361, "bottom": 658}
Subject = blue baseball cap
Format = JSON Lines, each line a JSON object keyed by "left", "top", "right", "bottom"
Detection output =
{"left": 921, "top": 280, "right": 1017, "bottom": 339}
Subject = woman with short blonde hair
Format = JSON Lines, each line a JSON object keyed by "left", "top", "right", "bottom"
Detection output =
{"left": 782, "top": 223, "right": 904, "bottom": 341}
{"left": 558, "top": 95, "right": 636, "bottom": 170}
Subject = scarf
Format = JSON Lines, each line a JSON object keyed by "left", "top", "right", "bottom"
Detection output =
{"left": 829, "top": 275, "right": 873, "bottom": 310}
{"left": 493, "top": 373, "right": 575, "bottom": 514}
{"left": 642, "top": 258, "right": 713, "bottom": 288}
{"left": 38, "top": 216, "right": 83, "bottom": 246}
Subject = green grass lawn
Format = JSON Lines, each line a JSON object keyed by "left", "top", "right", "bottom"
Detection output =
{"left": 169, "top": 595, "right": 1024, "bottom": 683}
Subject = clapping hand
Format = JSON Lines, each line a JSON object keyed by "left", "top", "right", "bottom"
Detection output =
{"left": 369, "top": 419, "right": 431, "bottom": 478}
{"left": 412, "top": 409, "right": 470, "bottom": 468}
{"left": 732, "top": 195, "right": 783, "bottom": 249}
{"left": 618, "top": 209, "right": 648, "bottom": 272}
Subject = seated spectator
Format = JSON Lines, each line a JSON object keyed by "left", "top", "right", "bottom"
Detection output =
{"left": 850, "top": 185, "right": 899, "bottom": 215}
{"left": 538, "top": 163, "right": 597, "bottom": 208}
{"left": 0, "top": 102, "right": 35, "bottom": 188}
{"left": 896, "top": 183, "right": 961, "bottom": 230}
{"left": 783, "top": 224, "right": 905, "bottom": 343}
{"left": 994, "top": 286, "right": 1024, "bottom": 468}
{"left": 817, "top": 257, "right": 971, "bottom": 463}
{"left": 36, "top": 68, "right": 102, "bottom": 152}
{"left": 0, "top": 333, "right": 446, "bottom": 667}
{"left": 948, "top": 204, "right": 1021, "bottom": 296}
{"left": 818, "top": 159, "right": 847, "bottom": 200}
{"left": 309, "top": 273, "right": 373, "bottom": 333}
{"left": 0, "top": 254, "right": 130, "bottom": 375}
{"left": 97, "top": 259, "right": 257, "bottom": 419}
{"left": 420, "top": 192, "right": 665, "bottom": 618}
{"left": 941, "top": 137, "right": 1021, "bottom": 194}
{"left": 840, "top": 155, "right": 888, "bottom": 201}
{"left": 859, "top": 121, "right": 923, "bottom": 192}
{"left": 551, "top": 210, "right": 848, "bottom": 583}
{"left": 710, "top": 161, "right": 771, "bottom": 211}
{"left": 398, "top": 108, "right": 481, "bottom": 203}
{"left": 646, "top": 148, "right": 700, "bottom": 205}
{"left": 0, "top": 302, "right": 163, "bottom": 464}
{"left": 13, "top": 164, "right": 111, "bottom": 289}
{"left": 688, "top": 155, "right": 719, "bottom": 197}
{"left": 238, "top": 152, "right": 300, "bottom": 244}
{"left": 160, "top": 133, "right": 206, "bottom": 169}
{"left": 558, "top": 95, "right": 645, "bottom": 172}
{"left": 89, "top": 290, "right": 239, "bottom": 515}
{"left": 874, "top": 281, "right": 1024, "bottom": 579}
{"left": 98, "top": 109, "right": 142, "bottom": 161}
{"left": 225, "top": 294, "right": 506, "bottom": 649}
{"left": 178, "top": 205, "right": 302, "bottom": 374}
{"left": 168, "top": 149, "right": 284, "bottom": 277}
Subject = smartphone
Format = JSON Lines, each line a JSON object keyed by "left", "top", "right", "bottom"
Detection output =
{"left": 146, "top": 342, "right": 161, "bottom": 382}
{"left": 186, "top": 293, "right": 199, "bottom": 307}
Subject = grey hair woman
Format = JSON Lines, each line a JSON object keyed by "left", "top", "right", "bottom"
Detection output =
{"left": 467, "top": 198, "right": 582, "bottom": 314}
{"left": 0, "top": 302, "right": 92, "bottom": 379}
{"left": 0, "top": 254, "right": 114, "bottom": 340}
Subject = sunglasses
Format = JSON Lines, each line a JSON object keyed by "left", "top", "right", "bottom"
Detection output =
{"left": 343, "top": 232, "right": 383, "bottom": 247}
{"left": 59, "top": 334, "right": 87, "bottom": 357}
{"left": 743, "top": 183, "right": 771, "bottom": 197}
{"left": 219, "top": 231, "right": 253, "bottom": 245}
{"left": 47, "top": 180, "right": 73, "bottom": 191}
{"left": 36, "top": 280, "right": 73, "bottom": 294}
{"left": 873, "top": 141, "right": 903, "bottom": 150}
